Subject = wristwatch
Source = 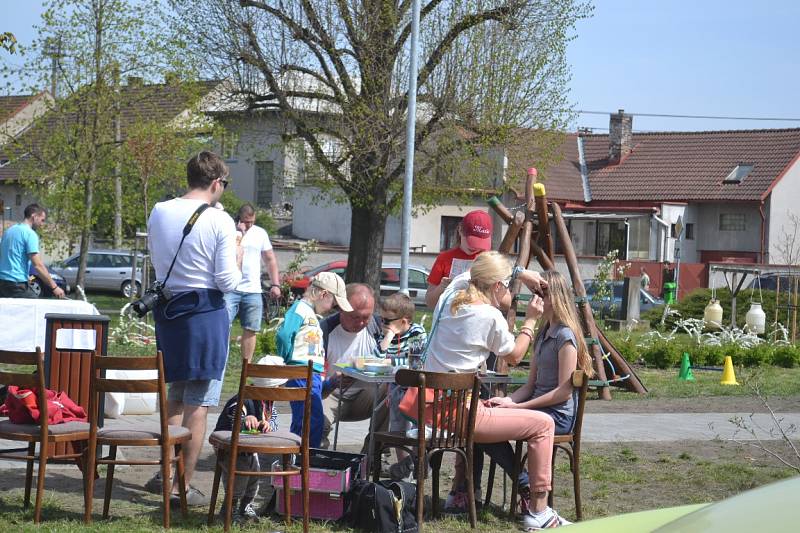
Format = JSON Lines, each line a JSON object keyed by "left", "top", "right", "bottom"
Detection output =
{"left": 511, "top": 265, "right": 524, "bottom": 281}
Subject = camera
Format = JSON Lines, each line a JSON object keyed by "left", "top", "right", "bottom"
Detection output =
{"left": 131, "top": 281, "right": 172, "bottom": 317}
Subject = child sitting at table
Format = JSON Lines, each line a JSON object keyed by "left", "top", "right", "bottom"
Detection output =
{"left": 378, "top": 292, "right": 427, "bottom": 480}
{"left": 212, "top": 356, "right": 281, "bottom": 523}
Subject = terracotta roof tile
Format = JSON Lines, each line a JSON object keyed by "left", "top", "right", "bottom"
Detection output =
{"left": 0, "top": 94, "right": 35, "bottom": 123}
{"left": 505, "top": 131, "right": 586, "bottom": 202}
{"left": 581, "top": 129, "right": 800, "bottom": 202}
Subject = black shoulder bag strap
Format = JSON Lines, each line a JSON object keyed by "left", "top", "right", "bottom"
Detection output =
{"left": 160, "top": 203, "right": 211, "bottom": 285}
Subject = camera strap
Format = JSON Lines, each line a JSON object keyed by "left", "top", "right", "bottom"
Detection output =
{"left": 162, "top": 203, "right": 211, "bottom": 285}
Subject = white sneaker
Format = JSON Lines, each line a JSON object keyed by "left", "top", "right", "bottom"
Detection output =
{"left": 520, "top": 507, "right": 563, "bottom": 530}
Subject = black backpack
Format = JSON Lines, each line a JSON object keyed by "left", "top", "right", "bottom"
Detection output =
{"left": 347, "top": 479, "right": 418, "bottom": 533}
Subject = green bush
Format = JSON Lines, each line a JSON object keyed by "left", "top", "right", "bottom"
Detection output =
{"left": 771, "top": 345, "right": 800, "bottom": 368}
{"left": 256, "top": 328, "right": 278, "bottom": 356}
{"left": 740, "top": 343, "right": 774, "bottom": 367}
{"left": 689, "top": 344, "right": 725, "bottom": 366}
{"left": 641, "top": 341, "right": 682, "bottom": 369}
{"left": 641, "top": 287, "right": 792, "bottom": 332}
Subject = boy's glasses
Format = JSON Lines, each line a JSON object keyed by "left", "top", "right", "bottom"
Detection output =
{"left": 382, "top": 316, "right": 401, "bottom": 325}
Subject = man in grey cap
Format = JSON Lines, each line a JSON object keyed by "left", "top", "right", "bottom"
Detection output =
{"left": 276, "top": 271, "right": 351, "bottom": 447}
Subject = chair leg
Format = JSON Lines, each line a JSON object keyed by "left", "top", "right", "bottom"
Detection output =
{"left": 282, "top": 454, "right": 292, "bottom": 527}
{"left": 416, "top": 446, "right": 426, "bottom": 528}
{"left": 302, "top": 452, "right": 310, "bottom": 533}
{"left": 33, "top": 440, "right": 48, "bottom": 524}
{"left": 24, "top": 442, "right": 35, "bottom": 508}
{"left": 84, "top": 440, "right": 97, "bottom": 523}
{"left": 103, "top": 445, "right": 118, "bottom": 520}
{"left": 207, "top": 452, "right": 223, "bottom": 526}
{"left": 464, "top": 449, "right": 477, "bottom": 529}
{"left": 371, "top": 441, "right": 382, "bottom": 482}
{"left": 223, "top": 450, "right": 239, "bottom": 532}
{"left": 510, "top": 440, "right": 524, "bottom": 518}
{"left": 161, "top": 444, "right": 172, "bottom": 528}
{"left": 175, "top": 444, "right": 188, "bottom": 518}
{"left": 430, "top": 452, "right": 443, "bottom": 519}
{"left": 572, "top": 446, "right": 582, "bottom": 521}
{"left": 484, "top": 458, "right": 496, "bottom": 509}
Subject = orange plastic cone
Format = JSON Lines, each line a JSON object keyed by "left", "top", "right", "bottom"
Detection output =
{"left": 720, "top": 355, "right": 739, "bottom": 385}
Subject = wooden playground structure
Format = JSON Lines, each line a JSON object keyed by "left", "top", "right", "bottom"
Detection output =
{"left": 487, "top": 168, "right": 647, "bottom": 399}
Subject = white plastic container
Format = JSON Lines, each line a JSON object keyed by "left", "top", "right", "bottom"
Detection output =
{"left": 704, "top": 298, "right": 723, "bottom": 329}
{"left": 745, "top": 302, "right": 766, "bottom": 334}
{"left": 103, "top": 369, "right": 158, "bottom": 418}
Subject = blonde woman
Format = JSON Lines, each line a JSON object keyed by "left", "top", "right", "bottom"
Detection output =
{"left": 423, "top": 251, "right": 568, "bottom": 529}
{"left": 486, "top": 270, "right": 594, "bottom": 529}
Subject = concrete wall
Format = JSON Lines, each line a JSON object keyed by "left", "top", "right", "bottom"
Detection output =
{"left": 695, "top": 202, "right": 762, "bottom": 255}
{"left": 767, "top": 157, "right": 800, "bottom": 263}
{"left": 0, "top": 184, "right": 37, "bottom": 224}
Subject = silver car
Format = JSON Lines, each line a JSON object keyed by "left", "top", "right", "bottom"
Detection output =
{"left": 378, "top": 263, "right": 430, "bottom": 307}
{"left": 52, "top": 249, "right": 144, "bottom": 297}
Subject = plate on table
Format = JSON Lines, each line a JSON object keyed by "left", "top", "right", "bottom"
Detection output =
{"left": 363, "top": 362, "right": 393, "bottom": 374}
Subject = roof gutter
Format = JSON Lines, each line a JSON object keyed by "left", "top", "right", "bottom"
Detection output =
{"left": 576, "top": 135, "right": 592, "bottom": 202}
{"left": 759, "top": 201, "right": 766, "bottom": 263}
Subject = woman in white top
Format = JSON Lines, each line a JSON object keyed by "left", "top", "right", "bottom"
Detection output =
{"left": 423, "top": 251, "right": 568, "bottom": 530}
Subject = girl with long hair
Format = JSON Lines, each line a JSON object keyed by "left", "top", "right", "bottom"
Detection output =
{"left": 423, "top": 252, "right": 569, "bottom": 529}
{"left": 486, "top": 270, "right": 594, "bottom": 528}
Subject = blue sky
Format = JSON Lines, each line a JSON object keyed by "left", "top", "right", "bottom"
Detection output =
{"left": 3, "top": 0, "right": 800, "bottom": 132}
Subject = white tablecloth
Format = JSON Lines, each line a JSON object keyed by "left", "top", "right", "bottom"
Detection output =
{"left": 0, "top": 298, "right": 100, "bottom": 352}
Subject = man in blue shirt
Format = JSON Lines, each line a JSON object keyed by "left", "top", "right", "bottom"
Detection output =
{"left": 0, "top": 204, "right": 65, "bottom": 299}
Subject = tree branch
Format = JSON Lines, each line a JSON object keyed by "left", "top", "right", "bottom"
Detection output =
{"left": 297, "top": 0, "right": 357, "bottom": 98}
{"left": 392, "top": 0, "right": 447, "bottom": 59}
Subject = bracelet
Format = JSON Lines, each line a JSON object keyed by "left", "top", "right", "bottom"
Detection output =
{"left": 269, "top": 284, "right": 280, "bottom": 289}
{"left": 511, "top": 265, "right": 524, "bottom": 281}
{"left": 519, "top": 329, "right": 534, "bottom": 342}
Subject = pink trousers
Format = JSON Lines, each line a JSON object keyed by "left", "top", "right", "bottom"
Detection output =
{"left": 473, "top": 403, "right": 555, "bottom": 492}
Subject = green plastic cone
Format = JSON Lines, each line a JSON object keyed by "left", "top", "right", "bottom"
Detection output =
{"left": 678, "top": 352, "right": 695, "bottom": 381}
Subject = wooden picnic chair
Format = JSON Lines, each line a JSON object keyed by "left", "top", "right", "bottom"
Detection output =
{"left": 207, "top": 360, "right": 313, "bottom": 533}
{"left": 0, "top": 347, "right": 90, "bottom": 523}
{"left": 83, "top": 350, "right": 191, "bottom": 527}
{"left": 484, "top": 369, "right": 589, "bottom": 520}
{"left": 371, "top": 369, "right": 481, "bottom": 529}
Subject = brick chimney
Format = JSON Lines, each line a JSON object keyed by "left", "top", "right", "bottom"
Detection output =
{"left": 608, "top": 109, "right": 632, "bottom": 163}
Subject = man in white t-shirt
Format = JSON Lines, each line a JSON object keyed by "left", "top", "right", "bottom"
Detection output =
{"left": 225, "top": 203, "right": 282, "bottom": 362}
{"left": 145, "top": 151, "right": 242, "bottom": 505}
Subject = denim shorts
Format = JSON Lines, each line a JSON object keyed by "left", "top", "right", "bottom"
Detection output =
{"left": 224, "top": 291, "right": 263, "bottom": 331}
{"left": 167, "top": 379, "right": 224, "bottom": 407}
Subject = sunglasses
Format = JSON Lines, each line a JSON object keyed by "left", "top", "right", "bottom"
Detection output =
{"left": 218, "top": 177, "right": 230, "bottom": 189}
{"left": 499, "top": 277, "right": 511, "bottom": 289}
{"left": 382, "top": 316, "right": 402, "bottom": 325}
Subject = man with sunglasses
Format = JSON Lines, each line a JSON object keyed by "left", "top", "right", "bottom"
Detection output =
{"left": 144, "top": 151, "right": 243, "bottom": 506}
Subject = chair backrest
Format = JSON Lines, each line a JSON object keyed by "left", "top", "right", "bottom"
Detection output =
{"left": 230, "top": 360, "right": 314, "bottom": 448}
{"left": 88, "top": 351, "right": 168, "bottom": 438}
{"left": 395, "top": 369, "right": 481, "bottom": 449}
{"left": 0, "top": 348, "right": 49, "bottom": 432}
{"left": 570, "top": 369, "right": 589, "bottom": 442}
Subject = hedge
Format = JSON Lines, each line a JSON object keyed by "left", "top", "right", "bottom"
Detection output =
{"left": 623, "top": 340, "right": 800, "bottom": 369}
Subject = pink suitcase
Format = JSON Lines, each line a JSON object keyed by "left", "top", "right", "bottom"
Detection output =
{"left": 271, "top": 449, "right": 364, "bottom": 521}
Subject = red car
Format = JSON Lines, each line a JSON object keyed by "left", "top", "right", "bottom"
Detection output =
{"left": 287, "top": 260, "right": 347, "bottom": 296}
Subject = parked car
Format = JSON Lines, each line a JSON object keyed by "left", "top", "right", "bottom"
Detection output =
{"left": 287, "top": 260, "right": 431, "bottom": 306}
{"left": 27, "top": 264, "right": 68, "bottom": 298}
{"left": 51, "top": 249, "right": 144, "bottom": 297}
{"left": 582, "top": 279, "right": 664, "bottom": 316}
{"left": 747, "top": 273, "right": 794, "bottom": 291}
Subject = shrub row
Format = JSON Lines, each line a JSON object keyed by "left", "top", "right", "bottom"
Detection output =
{"left": 615, "top": 340, "right": 800, "bottom": 369}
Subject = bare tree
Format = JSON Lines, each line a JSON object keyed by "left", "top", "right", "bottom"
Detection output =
{"left": 775, "top": 212, "right": 800, "bottom": 266}
{"left": 171, "top": 0, "right": 588, "bottom": 287}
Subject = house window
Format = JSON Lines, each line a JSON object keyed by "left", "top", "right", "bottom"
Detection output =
{"left": 303, "top": 136, "right": 347, "bottom": 181}
{"left": 220, "top": 130, "right": 239, "bottom": 160}
{"left": 255, "top": 161, "right": 274, "bottom": 209}
{"left": 719, "top": 213, "right": 746, "bottom": 231}
{"left": 15, "top": 194, "right": 21, "bottom": 206}
{"left": 597, "top": 220, "right": 627, "bottom": 258}
{"left": 723, "top": 164, "right": 753, "bottom": 184}
{"left": 440, "top": 216, "right": 462, "bottom": 251}
{"left": 627, "top": 217, "right": 650, "bottom": 260}
{"left": 685, "top": 223, "right": 694, "bottom": 240}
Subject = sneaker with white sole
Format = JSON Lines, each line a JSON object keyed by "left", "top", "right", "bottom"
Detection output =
{"left": 235, "top": 502, "right": 260, "bottom": 524}
{"left": 520, "top": 507, "right": 565, "bottom": 530}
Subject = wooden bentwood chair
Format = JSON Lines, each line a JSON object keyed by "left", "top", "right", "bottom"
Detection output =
{"left": 83, "top": 351, "right": 191, "bottom": 527}
{"left": 207, "top": 360, "right": 313, "bottom": 533}
{"left": 0, "top": 348, "right": 90, "bottom": 524}
{"left": 484, "top": 369, "right": 589, "bottom": 521}
{"left": 372, "top": 369, "right": 482, "bottom": 529}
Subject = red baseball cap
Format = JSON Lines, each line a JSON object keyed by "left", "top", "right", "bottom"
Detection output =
{"left": 461, "top": 210, "right": 493, "bottom": 251}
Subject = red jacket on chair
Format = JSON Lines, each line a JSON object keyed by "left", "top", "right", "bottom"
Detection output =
{"left": 0, "top": 386, "right": 87, "bottom": 424}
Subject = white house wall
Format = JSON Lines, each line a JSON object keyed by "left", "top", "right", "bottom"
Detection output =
{"left": 221, "top": 115, "right": 288, "bottom": 207}
{"left": 767, "top": 157, "right": 800, "bottom": 264}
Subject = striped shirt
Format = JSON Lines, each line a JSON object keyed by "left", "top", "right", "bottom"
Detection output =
{"left": 381, "top": 323, "right": 427, "bottom": 365}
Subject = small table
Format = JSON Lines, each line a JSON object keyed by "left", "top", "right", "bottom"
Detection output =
{"left": 332, "top": 366, "right": 526, "bottom": 476}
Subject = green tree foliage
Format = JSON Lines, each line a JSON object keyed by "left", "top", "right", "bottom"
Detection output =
{"left": 171, "top": 0, "right": 591, "bottom": 288}
{"left": 2, "top": 0, "right": 203, "bottom": 287}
